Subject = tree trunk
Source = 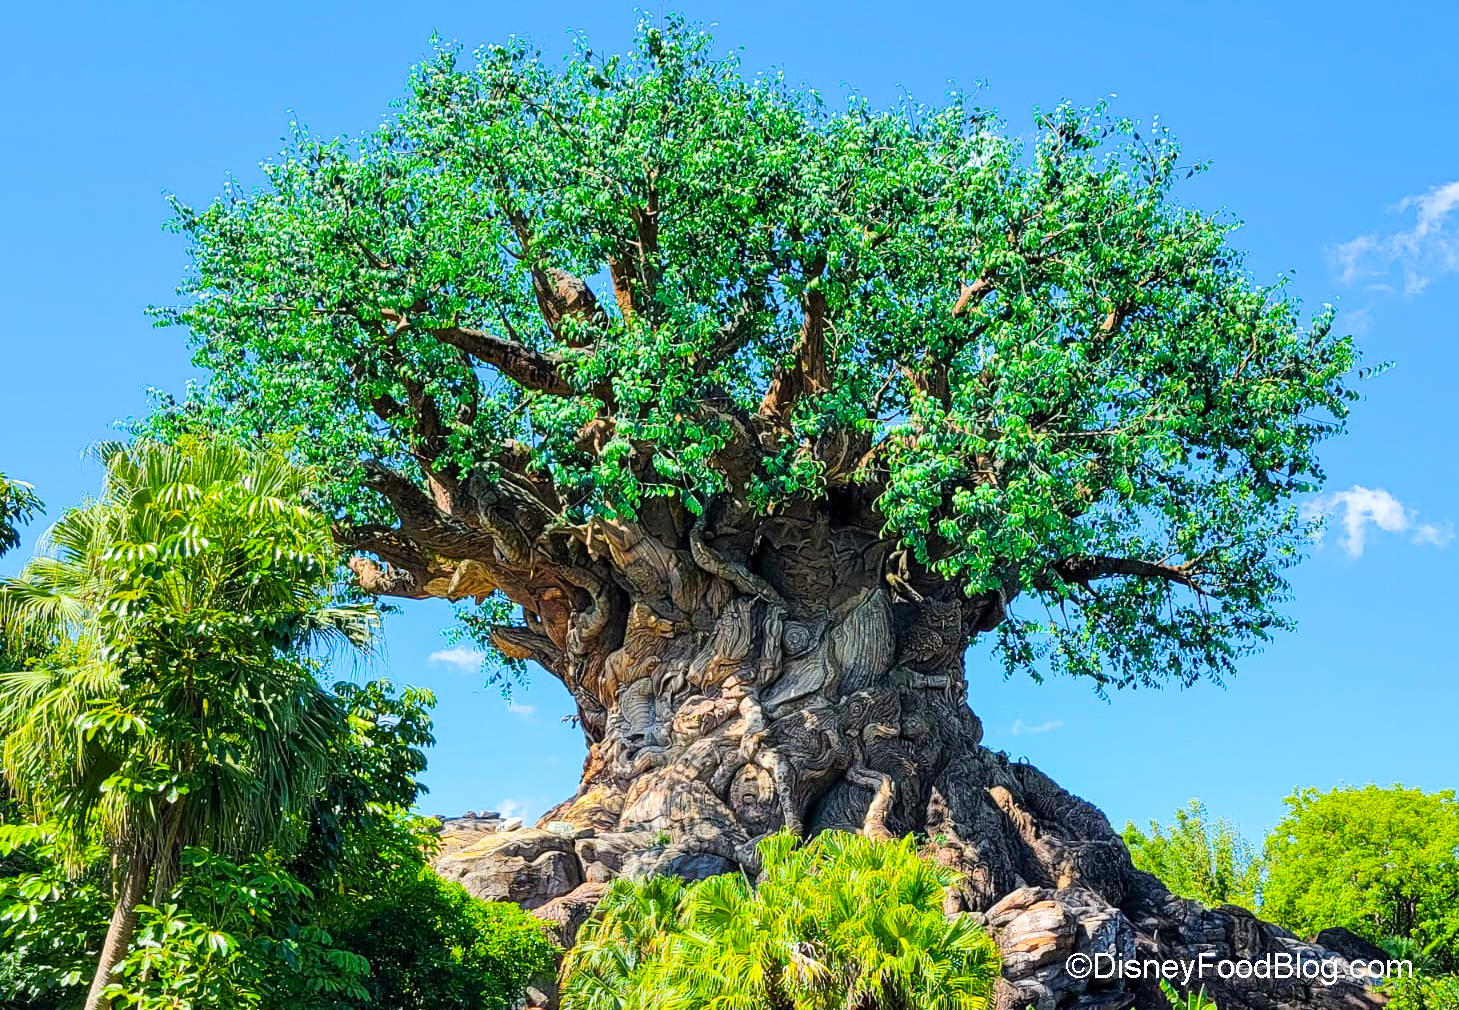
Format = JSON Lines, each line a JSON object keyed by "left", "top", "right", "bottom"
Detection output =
{"left": 429, "top": 510, "right": 1382, "bottom": 1010}
{"left": 84, "top": 847, "right": 150, "bottom": 1010}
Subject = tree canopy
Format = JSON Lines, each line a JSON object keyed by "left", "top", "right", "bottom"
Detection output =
{"left": 0, "top": 476, "right": 41, "bottom": 560}
{"left": 1263, "top": 785, "right": 1459, "bottom": 972}
{"left": 1123, "top": 799, "right": 1263, "bottom": 910}
{"left": 156, "top": 16, "right": 1358, "bottom": 694}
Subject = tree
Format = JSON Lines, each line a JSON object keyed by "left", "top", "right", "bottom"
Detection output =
{"left": 298, "top": 679, "right": 559, "bottom": 1010}
{"left": 1, "top": 677, "right": 555, "bottom": 1010}
{"left": 0, "top": 474, "right": 41, "bottom": 560}
{"left": 152, "top": 18, "right": 1368, "bottom": 1008}
{"left": 561, "top": 831, "right": 1000, "bottom": 1010}
{"left": 1263, "top": 785, "right": 1459, "bottom": 971}
{"left": 0, "top": 438, "right": 375, "bottom": 1010}
{"left": 1123, "top": 800, "right": 1263, "bottom": 909}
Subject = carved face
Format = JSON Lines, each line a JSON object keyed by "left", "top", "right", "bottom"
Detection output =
{"left": 926, "top": 597, "right": 961, "bottom": 630}
{"left": 729, "top": 764, "right": 780, "bottom": 833}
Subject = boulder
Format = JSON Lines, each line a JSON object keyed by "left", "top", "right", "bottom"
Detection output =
{"left": 433, "top": 828, "right": 583, "bottom": 909}
{"left": 533, "top": 880, "right": 611, "bottom": 949}
{"left": 1313, "top": 926, "right": 1390, "bottom": 965}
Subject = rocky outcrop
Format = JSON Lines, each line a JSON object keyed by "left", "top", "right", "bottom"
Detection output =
{"left": 433, "top": 816, "right": 1383, "bottom": 1010}
{"left": 432, "top": 827, "right": 582, "bottom": 910}
{"left": 425, "top": 512, "right": 1382, "bottom": 1010}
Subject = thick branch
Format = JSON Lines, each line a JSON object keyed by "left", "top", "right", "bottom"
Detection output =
{"left": 759, "top": 286, "right": 830, "bottom": 421}
{"left": 1048, "top": 554, "right": 1200, "bottom": 591}
{"left": 428, "top": 324, "right": 577, "bottom": 397}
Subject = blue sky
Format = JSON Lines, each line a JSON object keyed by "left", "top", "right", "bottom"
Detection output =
{"left": 2, "top": 1, "right": 1455, "bottom": 842}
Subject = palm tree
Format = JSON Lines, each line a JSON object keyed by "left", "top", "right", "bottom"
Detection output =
{"left": 0, "top": 437, "right": 375, "bottom": 1010}
{"left": 561, "top": 830, "right": 1002, "bottom": 1010}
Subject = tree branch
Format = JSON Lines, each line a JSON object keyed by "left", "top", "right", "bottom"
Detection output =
{"left": 758, "top": 285, "right": 829, "bottom": 421}
{"left": 1047, "top": 554, "right": 1201, "bottom": 591}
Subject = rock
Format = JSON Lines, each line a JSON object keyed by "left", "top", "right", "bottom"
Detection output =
{"left": 576, "top": 830, "right": 655, "bottom": 883}
{"left": 989, "top": 889, "right": 1078, "bottom": 974}
{"left": 533, "top": 880, "right": 610, "bottom": 949}
{"left": 544, "top": 820, "right": 579, "bottom": 838}
{"left": 497, "top": 815, "right": 524, "bottom": 832}
{"left": 432, "top": 828, "right": 583, "bottom": 909}
{"left": 620, "top": 845, "right": 736, "bottom": 882}
{"left": 1314, "top": 926, "right": 1390, "bottom": 964}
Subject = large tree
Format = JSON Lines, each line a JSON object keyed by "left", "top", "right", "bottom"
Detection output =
{"left": 157, "top": 19, "right": 1370, "bottom": 1009}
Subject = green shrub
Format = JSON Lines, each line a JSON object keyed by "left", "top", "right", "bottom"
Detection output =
{"left": 325, "top": 871, "right": 557, "bottom": 1010}
{"left": 562, "top": 830, "right": 1000, "bottom": 1010}
{"left": 1381, "top": 973, "right": 1459, "bottom": 1010}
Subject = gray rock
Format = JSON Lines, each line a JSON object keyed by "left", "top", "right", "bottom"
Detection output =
{"left": 433, "top": 828, "right": 582, "bottom": 910}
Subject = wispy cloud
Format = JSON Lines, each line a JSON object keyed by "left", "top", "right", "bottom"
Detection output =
{"left": 1332, "top": 180, "right": 1459, "bottom": 296}
{"left": 428, "top": 646, "right": 486, "bottom": 674}
{"left": 1303, "top": 486, "right": 1453, "bottom": 558}
{"left": 496, "top": 797, "right": 533, "bottom": 822}
{"left": 506, "top": 700, "right": 536, "bottom": 719}
{"left": 1011, "top": 718, "right": 1064, "bottom": 736}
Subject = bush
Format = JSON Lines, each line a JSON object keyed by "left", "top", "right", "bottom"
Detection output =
{"left": 326, "top": 871, "right": 557, "bottom": 1010}
{"left": 562, "top": 830, "right": 1000, "bottom": 1010}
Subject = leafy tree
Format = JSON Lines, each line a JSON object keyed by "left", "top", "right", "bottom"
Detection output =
{"left": 1263, "top": 785, "right": 1459, "bottom": 971}
{"left": 561, "top": 830, "right": 1000, "bottom": 1010}
{"left": 146, "top": 16, "right": 1362, "bottom": 874}
{"left": 0, "top": 437, "right": 375, "bottom": 1010}
{"left": 1123, "top": 800, "right": 1263, "bottom": 909}
{"left": 0, "top": 475, "right": 41, "bottom": 560}
{"left": 325, "top": 870, "right": 556, "bottom": 1010}
{"left": 1, "top": 670, "right": 555, "bottom": 1010}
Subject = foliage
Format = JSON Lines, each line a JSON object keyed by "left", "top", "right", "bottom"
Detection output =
{"left": 0, "top": 677, "right": 554, "bottom": 1010}
{"left": 1382, "top": 973, "right": 1459, "bottom": 1010}
{"left": 1123, "top": 800, "right": 1263, "bottom": 909}
{"left": 153, "top": 15, "right": 1359, "bottom": 693}
{"left": 1160, "top": 980, "right": 1219, "bottom": 1010}
{"left": 0, "top": 475, "right": 41, "bottom": 559}
{"left": 0, "top": 821, "right": 107, "bottom": 1009}
{"left": 561, "top": 830, "right": 1000, "bottom": 1010}
{"left": 0, "top": 435, "right": 376, "bottom": 1007}
{"left": 0, "top": 436, "right": 376, "bottom": 872}
{"left": 296, "top": 678, "right": 557, "bottom": 1010}
{"left": 324, "top": 870, "right": 556, "bottom": 1010}
{"left": 1263, "top": 785, "right": 1459, "bottom": 972}
{"left": 104, "top": 849, "right": 369, "bottom": 1010}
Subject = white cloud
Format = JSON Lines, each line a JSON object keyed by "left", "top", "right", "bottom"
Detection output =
{"left": 1011, "top": 718, "right": 1064, "bottom": 736}
{"left": 1331, "top": 180, "right": 1459, "bottom": 296}
{"left": 1412, "top": 521, "right": 1456, "bottom": 549}
{"left": 497, "top": 797, "right": 533, "bottom": 822}
{"left": 1304, "top": 486, "right": 1452, "bottom": 557}
{"left": 506, "top": 700, "right": 536, "bottom": 718}
{"left": 428, "top": 646, "right": 486, "bottom": 674}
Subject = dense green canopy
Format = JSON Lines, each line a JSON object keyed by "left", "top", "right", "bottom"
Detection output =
{"left": 157, "top": 17, "right": 1358, "bottom": 691}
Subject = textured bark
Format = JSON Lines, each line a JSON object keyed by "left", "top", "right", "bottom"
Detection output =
{"left": 84, "top": 848, "right": 149, "bottom": 1010}
{"left": 404, "top": 504, "right": 1379, "bottom": 1010}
